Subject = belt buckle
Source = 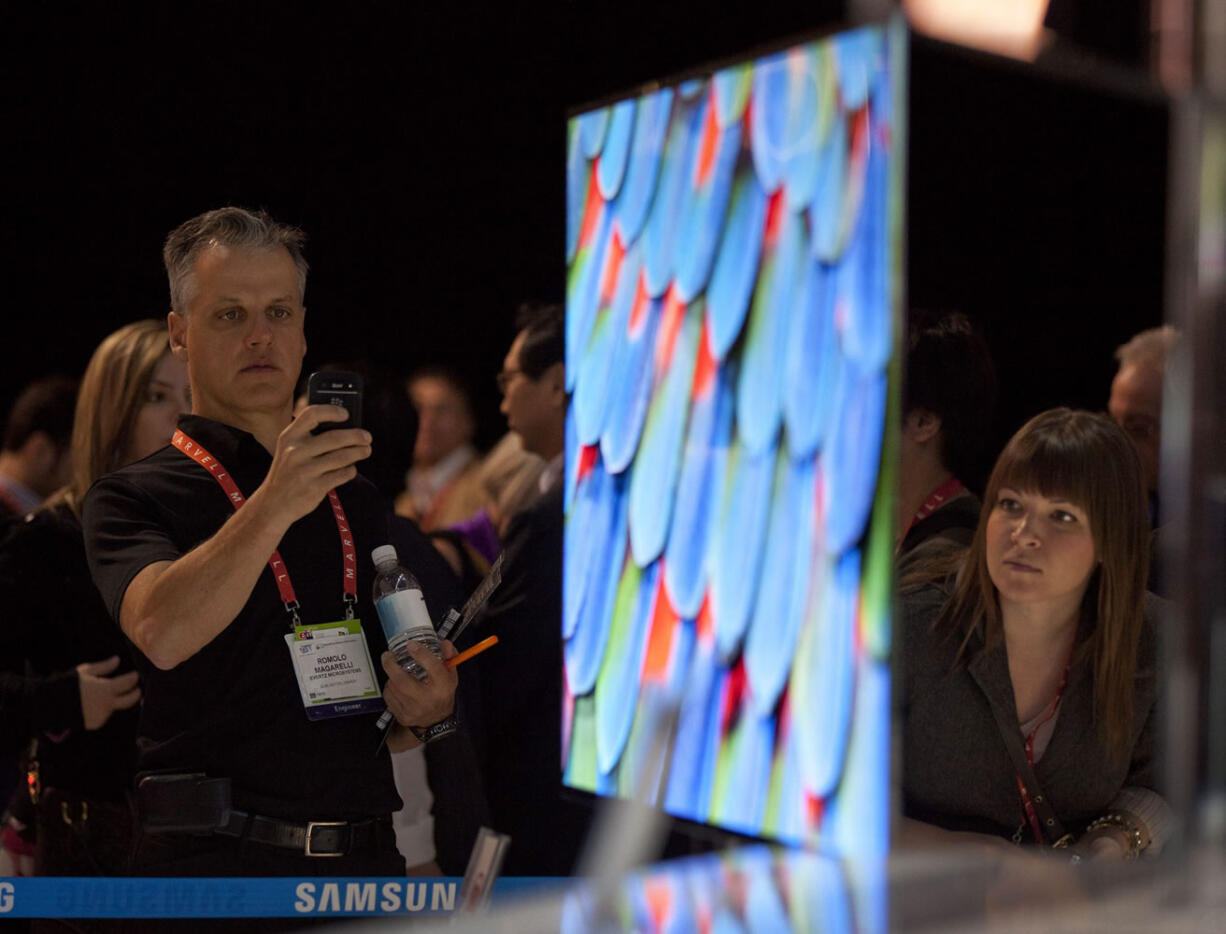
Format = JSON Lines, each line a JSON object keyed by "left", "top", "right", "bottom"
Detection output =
{"left": 304, "top": 821, "right": 347, "bottom": 857}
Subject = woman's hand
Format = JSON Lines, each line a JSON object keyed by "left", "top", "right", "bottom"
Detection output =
{"left": 1072, "top": 815, "right": 1146, "bottom": 861}
{"left": 76, "top": 655, "right": 141, "bottom": 730}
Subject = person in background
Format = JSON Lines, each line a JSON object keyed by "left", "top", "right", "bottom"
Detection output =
{"left": 498, "top": 303, "right": 566, "bottom": 487}
{"left": 900, "top": 409, "right": 1169, "bottom": 864}
{"left": 0, "top": 320, "right": 189, "bottom": 887}
{"left": 896, "top": 310, "right": 997, "bottom": 575}
{"left": 470, "top": 301, "right": 588, "bottom": 875}
{"left": 0, "top": 374, "right": 82, "bottom": 876}
{"left": 444, "top": 431, "right": 545, "bottom": 567}
{"left": 1107, "top": 324, "right": 1177, "bottom": 526}
{"left": 0, "top": 376, "right": 78, "bottom": 520}
{"left": 397, "top": 367, "right": 485, "bottom": 530}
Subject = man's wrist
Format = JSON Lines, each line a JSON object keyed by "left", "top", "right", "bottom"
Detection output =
{"left": 386, "top": 722, "right": 420, "bottom": 753}
{"left": 240, "top": 485, "right": 297, "bottom": 542}
{"left": 409, "top": 714, "right": 458, "bottom": 745}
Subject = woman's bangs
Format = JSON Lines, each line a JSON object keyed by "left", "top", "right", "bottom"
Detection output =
{"left": 993, "top": 431, "right": 1097, "bottom": 515}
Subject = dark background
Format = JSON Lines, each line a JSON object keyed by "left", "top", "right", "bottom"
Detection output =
{"left": 1, "top": 2, "right": 1166, "bottom": 467}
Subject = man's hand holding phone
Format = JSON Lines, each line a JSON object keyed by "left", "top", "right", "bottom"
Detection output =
{"left": 252, "top": 405, "right": 371, "bottom": 528}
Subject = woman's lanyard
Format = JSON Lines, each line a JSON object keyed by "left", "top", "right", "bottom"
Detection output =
{"left": 897, "top": 477, "right": 964, "bottom": 551}
{"left": 1014, "top": 664, "right": 1069, "bottom": 844}
{"left": 171, "top": 429, "right": 358, "bottom": 628}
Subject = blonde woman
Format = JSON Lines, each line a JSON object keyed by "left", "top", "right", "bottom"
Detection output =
{"left": 0, "top": 319, "right": 190, "bottom": 876}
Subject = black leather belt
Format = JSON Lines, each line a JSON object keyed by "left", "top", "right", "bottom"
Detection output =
{"left": 216, "top": 810, "right": 388, "bottom": 858}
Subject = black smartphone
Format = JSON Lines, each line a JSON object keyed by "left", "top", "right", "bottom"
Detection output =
{"left": 306, "top": 370, "right": 364, "bottom": 433}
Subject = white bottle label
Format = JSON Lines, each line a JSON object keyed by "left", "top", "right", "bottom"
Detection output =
{"left": 376, "top": 589, "right": 436, "bottom": 647}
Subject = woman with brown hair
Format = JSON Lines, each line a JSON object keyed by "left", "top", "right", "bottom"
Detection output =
{"left": 901, "top": 408, "right": 1168, "bottom": 861}
{"left": 0, "top": 319, "right": 190, "bottom": 878}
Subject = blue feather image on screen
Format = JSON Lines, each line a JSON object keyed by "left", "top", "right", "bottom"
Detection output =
{"left": 564, "top": 22, "right": 903, "bottom": 858}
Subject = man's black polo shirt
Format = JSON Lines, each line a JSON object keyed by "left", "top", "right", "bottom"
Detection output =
{"left": 82, "top": 414, "right": 452, "bottom": 823}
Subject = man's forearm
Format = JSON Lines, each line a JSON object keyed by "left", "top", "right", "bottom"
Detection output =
{"left": 122, "top": 487, "right": 292, "bottom": 670}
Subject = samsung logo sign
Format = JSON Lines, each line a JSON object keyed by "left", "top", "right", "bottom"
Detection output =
{"left": 293, "top": 881, "right": 457, "bottom": 914}
{"left": 0, "top": 882, "right": 14, "bottom": 913}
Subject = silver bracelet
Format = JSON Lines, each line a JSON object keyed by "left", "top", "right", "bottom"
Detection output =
{"left": 409, "top": 714, "right": 459, "bottom": 745}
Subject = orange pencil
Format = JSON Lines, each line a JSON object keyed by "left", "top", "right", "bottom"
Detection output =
{"left": 444, "top": 635, "right": 499, "bottom": 669}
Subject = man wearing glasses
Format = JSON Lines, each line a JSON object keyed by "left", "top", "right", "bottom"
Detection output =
{"left": 496, "top": 303, "right": 566, "bottom": 485}
{"left": 473, "top": 302, "right": 586, "bottom": 875}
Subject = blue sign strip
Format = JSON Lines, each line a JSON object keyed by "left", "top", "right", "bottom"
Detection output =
{"left": 0, "top": 877, "right": 564, "bottom": 918}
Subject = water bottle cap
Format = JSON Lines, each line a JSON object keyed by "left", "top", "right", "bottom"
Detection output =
{"left": 371, "top": 545, "right": 399, "bottom": 568}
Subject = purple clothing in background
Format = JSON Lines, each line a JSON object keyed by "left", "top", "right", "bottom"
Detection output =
{"left": 449, "top": 509, "right": 501, "bottom": 564}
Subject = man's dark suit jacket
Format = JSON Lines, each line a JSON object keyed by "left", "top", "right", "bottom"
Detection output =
{"left": 471, "top": 481, "right": 590, "bottom": 875}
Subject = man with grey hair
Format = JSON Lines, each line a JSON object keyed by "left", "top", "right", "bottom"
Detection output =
{"left": 1108, "top": 324, "right": 1178, "bottom": 508}
{"left": 83, "top": 206, "right": 459, "bottom": 880}
{"left": 162, "top": 206, "right": 310, "bottom": 318}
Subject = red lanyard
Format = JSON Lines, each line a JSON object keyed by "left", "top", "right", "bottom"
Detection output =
{"left": 1014, "top": 665, "right": 1069, "bottom": 844}
{"left": 171, "top": 429, "right": 358, "bottom": 627}
{"left": 898, "top": 477, "right": 964, "bottom": 547}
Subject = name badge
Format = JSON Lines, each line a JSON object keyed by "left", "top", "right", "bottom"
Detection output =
{"left": 284, "top": 619, "right": 383, "bottom": 721}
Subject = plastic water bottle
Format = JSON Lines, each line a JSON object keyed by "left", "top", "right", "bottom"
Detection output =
{"left": 372, "top": 545, "right": 439, "bottom": 681}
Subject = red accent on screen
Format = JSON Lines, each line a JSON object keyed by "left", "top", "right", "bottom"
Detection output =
{"left": 628, "top": 269, "right": 650, "bottom": 334}
{"left": 720, "top": 659, "right": 748, "bottom": 735}
{"left": 773, "top": 688, "right": 793, "bottom": 768}
{"left": 806, "top": 792, "right": 826, "bottom": 829}
{"left": 690, "top": 316, "right": 717, "bottom": 399}
{"left": 849, "top": 106, "right": 870, "bottom": 172}
{"left": 696, "top": 592, "right": 714, "bottom": 642}
{"left": 644, "top": 878, "right": 673, "bottom": 929}
{"left": 643, "top": 569, "right": 678, "bottom": 683}
{"left": 724, "top": 864, "right": 749, "bottom": 913}
{"left": 600, "top": 229, "right": 626, "bottom": 306}
{"left": 697, "top": 906, "right": 714, "bottom": 934}
{"left": 575, "top": 443, "right": 600, "bottom": 484}
{"left": 694, "top": 94, "right": 720, "bottom": 188}
{"left": 763, "top": 187, "right": 786, "bottom": 249}
{"left": 578, "top": 162, "right": 604, "bottom": 248}
{"left": 654, "top": 284, "right": 686, "bottom": 375}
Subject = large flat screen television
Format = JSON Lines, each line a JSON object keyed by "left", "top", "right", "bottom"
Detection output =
{"left": 562, "top": 17, "right": 905, "bottom": 857}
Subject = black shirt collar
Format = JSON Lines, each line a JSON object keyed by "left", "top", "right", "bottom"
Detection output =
{"left": 175, "top": 414, "right": 271, "bottom": 469}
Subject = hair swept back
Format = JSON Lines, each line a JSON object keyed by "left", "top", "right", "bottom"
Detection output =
{"left": 1114, "top": 324, "right": 1178, "bottom": 372}
{"left": 513, "top": 301, "right": 564, "bottom": 379}
{"left": 933, "top": 408, "right": 1149, "bottom": 761}
{"left": 163, "top": 206, "right": 308, "bottom": 315}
